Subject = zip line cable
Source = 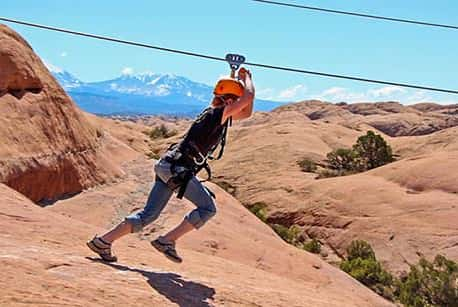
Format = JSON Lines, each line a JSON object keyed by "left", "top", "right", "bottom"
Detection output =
{"left": 251, "top": 0, "right": 458, "bottom": 30}
{"left": 1, "top": 17, "right": 458, "bottom": 95}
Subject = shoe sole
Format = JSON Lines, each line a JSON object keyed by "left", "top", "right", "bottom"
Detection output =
{"left": 150, "top": 241, "right": 182, "bottom": 263}
{"left": 86, "top": 241, "right": 117, "bottom": 262}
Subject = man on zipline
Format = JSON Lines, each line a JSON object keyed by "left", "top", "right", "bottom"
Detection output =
{"left": 87, "top": 67, "right": 255, "bottom": 263}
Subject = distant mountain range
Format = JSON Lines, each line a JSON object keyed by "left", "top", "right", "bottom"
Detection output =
{"left": 52, "top": 70, "right": 284, "bottom": 116}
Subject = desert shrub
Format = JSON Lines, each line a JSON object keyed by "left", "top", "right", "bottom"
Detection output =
{"left": 297, "top": 158, "right": 317, "bottom": 173}
{"left": 303, "top": 238, "right": 321, "bottom": 254}
{"left": 397, "top": 255, "right": 458, "bottom": 307}
{"left": 148, "top": 124, "right": 177, "bottom": 140}
{"left": 326, "top": 148, "right": 357, "bottom": 171}
{"left": 320, "top": 131, "right": 394, "bottom": 178}
{"left": 272, "top": 224, "right": 302, "bottom": 246}
{"left": 352, "top": 130, "right": 394, "bottom": 170}
{"left": 247, "top": 202, "right": 268, "bottom": 223}
{"left": 339, "top": 240, "right": 458, "bottom": 304}
{"left": 340, "top": 240, "right": 394, "bottom": 299}
{"left": 346, "top": 240, "right": 376, "bottom": 261}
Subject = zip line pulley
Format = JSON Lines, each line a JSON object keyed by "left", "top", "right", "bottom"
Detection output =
{"left": 225, "top": 53, "right": 246, "bottom": 78}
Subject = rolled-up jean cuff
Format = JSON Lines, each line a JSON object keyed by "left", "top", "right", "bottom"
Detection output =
{"left": 125, "top": 215, "right": 143, "bottom": 233}
{"left": 185, "top": 212, "right": 205, "bottom": 229}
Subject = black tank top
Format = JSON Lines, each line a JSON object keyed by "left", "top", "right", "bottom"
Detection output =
{"left": 179, "top": 106, "right": 226, "bottom": 158}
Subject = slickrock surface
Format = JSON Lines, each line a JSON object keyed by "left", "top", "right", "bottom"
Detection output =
{"left": 1, "top": 22, "right": 455, "bottom": 306}
{"left": 275, "top": 100, "right": 458, "bottom": 136}
{"left": 210, "top": 103, "right": 458, "bottom": 273}
{"left": 0, "top": 164, "right": 392, "bottom": 306}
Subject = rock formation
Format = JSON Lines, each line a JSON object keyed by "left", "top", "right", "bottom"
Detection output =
{"left": 0, "top": 24, "right": 136, "bottom": 202}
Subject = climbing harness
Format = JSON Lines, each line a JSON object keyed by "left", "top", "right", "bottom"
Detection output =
{"left": 158, "top": 53, "right": 244, "bottom": 199}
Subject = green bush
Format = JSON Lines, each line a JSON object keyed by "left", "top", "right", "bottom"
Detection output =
{"left": 247, "top": 202, "right": 268, "bottom": 223}
{"left": 303, "top": 238, "right": 321, "bottom": 254}
{"left": 397, "top": 255, "right": 458, "bottom": 307}
{"left": 297, "top": 158, "right": 317, "bottom": 173}
{"left": 148, "top": 124, "right": 177, "bottom": 140}
{"left": 340, "top": 240, "right": 394, "bottom": 300}
{"left": 326, "top": 148, "right": 357, "bottom": 171}
{"left": 321, "top": 131, "right": 394, "bottom": 178}
{"left": 272, "top": 224, "right": 302, "bottom": 246}
{"left": 352, "top": 130, "right": 394, "bottom": 170}
{"left": 346, "top": 240, "right": 376, "bottom": 261}
{"left": 339, "top": 240, "right": 458, "bottom": 305}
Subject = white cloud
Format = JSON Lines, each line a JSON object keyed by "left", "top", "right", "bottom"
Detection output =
{"left": 121, "top": 67, "right": 134, "bottom": 75}
{"left": 60, "top": 52, "right": 67, "bottom": 57}
{"left": 44, "top": 60, "right": 62, "bottom": 73}
{"left": 368, "top": 86, "right": 406, "bottom": 98}
{"left": 260, "top": 84, "right": 455, "bottom": 105}
{"left": 256, "top": 88, "right": 275, "bottom": 100}
{"left": 321, "top": 87, "right": 346, "bottom": 97}
{"left": 319, "top": 87, "right": 366, "bottom": 102}
{"left": 316, "top": 86, "right": 419, "bottom": 103}
{"left": 278, "top": 84, "right": 308, "bottom": 100}
{"left": 404, "top": 90, "right": 430, "bottom": 105}
{"left": 255, "top": 85, "right": 308, "bottom": 101}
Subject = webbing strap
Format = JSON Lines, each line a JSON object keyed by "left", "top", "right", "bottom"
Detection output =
{"left": 210, "top": 116, "right": 231, "bottom": 161}
{"left": 176, "top": 171, "right": 193, "bottom": 199}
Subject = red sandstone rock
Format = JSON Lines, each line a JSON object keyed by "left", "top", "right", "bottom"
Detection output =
{"left": 273, "top": 100, "right": 458, "bottom": 136}
{"left": 210, "top": 104, "right": 458, "bottom": 274}
{"left": 0, "top": 176, "right": 392, "bottom": 306}
{"left": 0, "top": 24, "right": 137, "bottom": 202}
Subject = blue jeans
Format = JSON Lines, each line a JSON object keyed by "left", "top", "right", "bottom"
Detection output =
{"left": 125, "top": 159, "right": 217, "bottom": 232}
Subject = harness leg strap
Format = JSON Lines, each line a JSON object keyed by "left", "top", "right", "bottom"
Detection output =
{"left": 176, "top": 171, "right": 194, "bottom": 199}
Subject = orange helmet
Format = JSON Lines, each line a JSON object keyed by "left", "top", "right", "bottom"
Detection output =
{"left": 213, "top": 78, "right": 244, "bottom": 97}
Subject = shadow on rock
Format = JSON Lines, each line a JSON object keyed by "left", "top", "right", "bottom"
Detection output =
{"left": 88, "top": 258, "right": 216, "bottom": 307}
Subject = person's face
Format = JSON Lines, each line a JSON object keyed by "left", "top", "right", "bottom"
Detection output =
{"left": 221, "top": 94, "right": 239, "bottom": 105}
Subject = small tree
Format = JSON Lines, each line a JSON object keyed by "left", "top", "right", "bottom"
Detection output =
{"left": 352, "top": 131, "right": 394, "bottom": 170}
{"left": 397, "top": 255, "right": 458, "bottom": 307}
{"left": 346, "top": 240, "right": 376, "bottom": 261}
{"left": 340, "top": 240, "right": 394, "bottom": 299}
{"left": 326, "top": 148, "right": 357, "bottom": 171}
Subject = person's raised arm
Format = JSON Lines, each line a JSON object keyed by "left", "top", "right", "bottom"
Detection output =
{"left": 222, "top": 68, "right": 255, "bottom": 124}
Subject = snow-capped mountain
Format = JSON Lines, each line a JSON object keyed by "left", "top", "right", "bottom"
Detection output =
{"left": 51, "top": 70, "right": 282, "bottom": 116}
{"left": 89, "top": 73, "right": 212, "bottom": 103}
{"left": 53, "top": 71, "right": 83, "bottom": 89}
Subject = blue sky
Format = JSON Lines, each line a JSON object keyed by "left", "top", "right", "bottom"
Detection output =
{"left": 3, "top": 0, "right": 458, "bottom": 104}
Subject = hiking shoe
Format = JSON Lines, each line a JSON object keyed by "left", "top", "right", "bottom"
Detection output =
{"left": 151, "top": 237, "right": 183, "bottom": 263}
{"left": 87, "top": 236, "right": 118, "bottom": 262}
